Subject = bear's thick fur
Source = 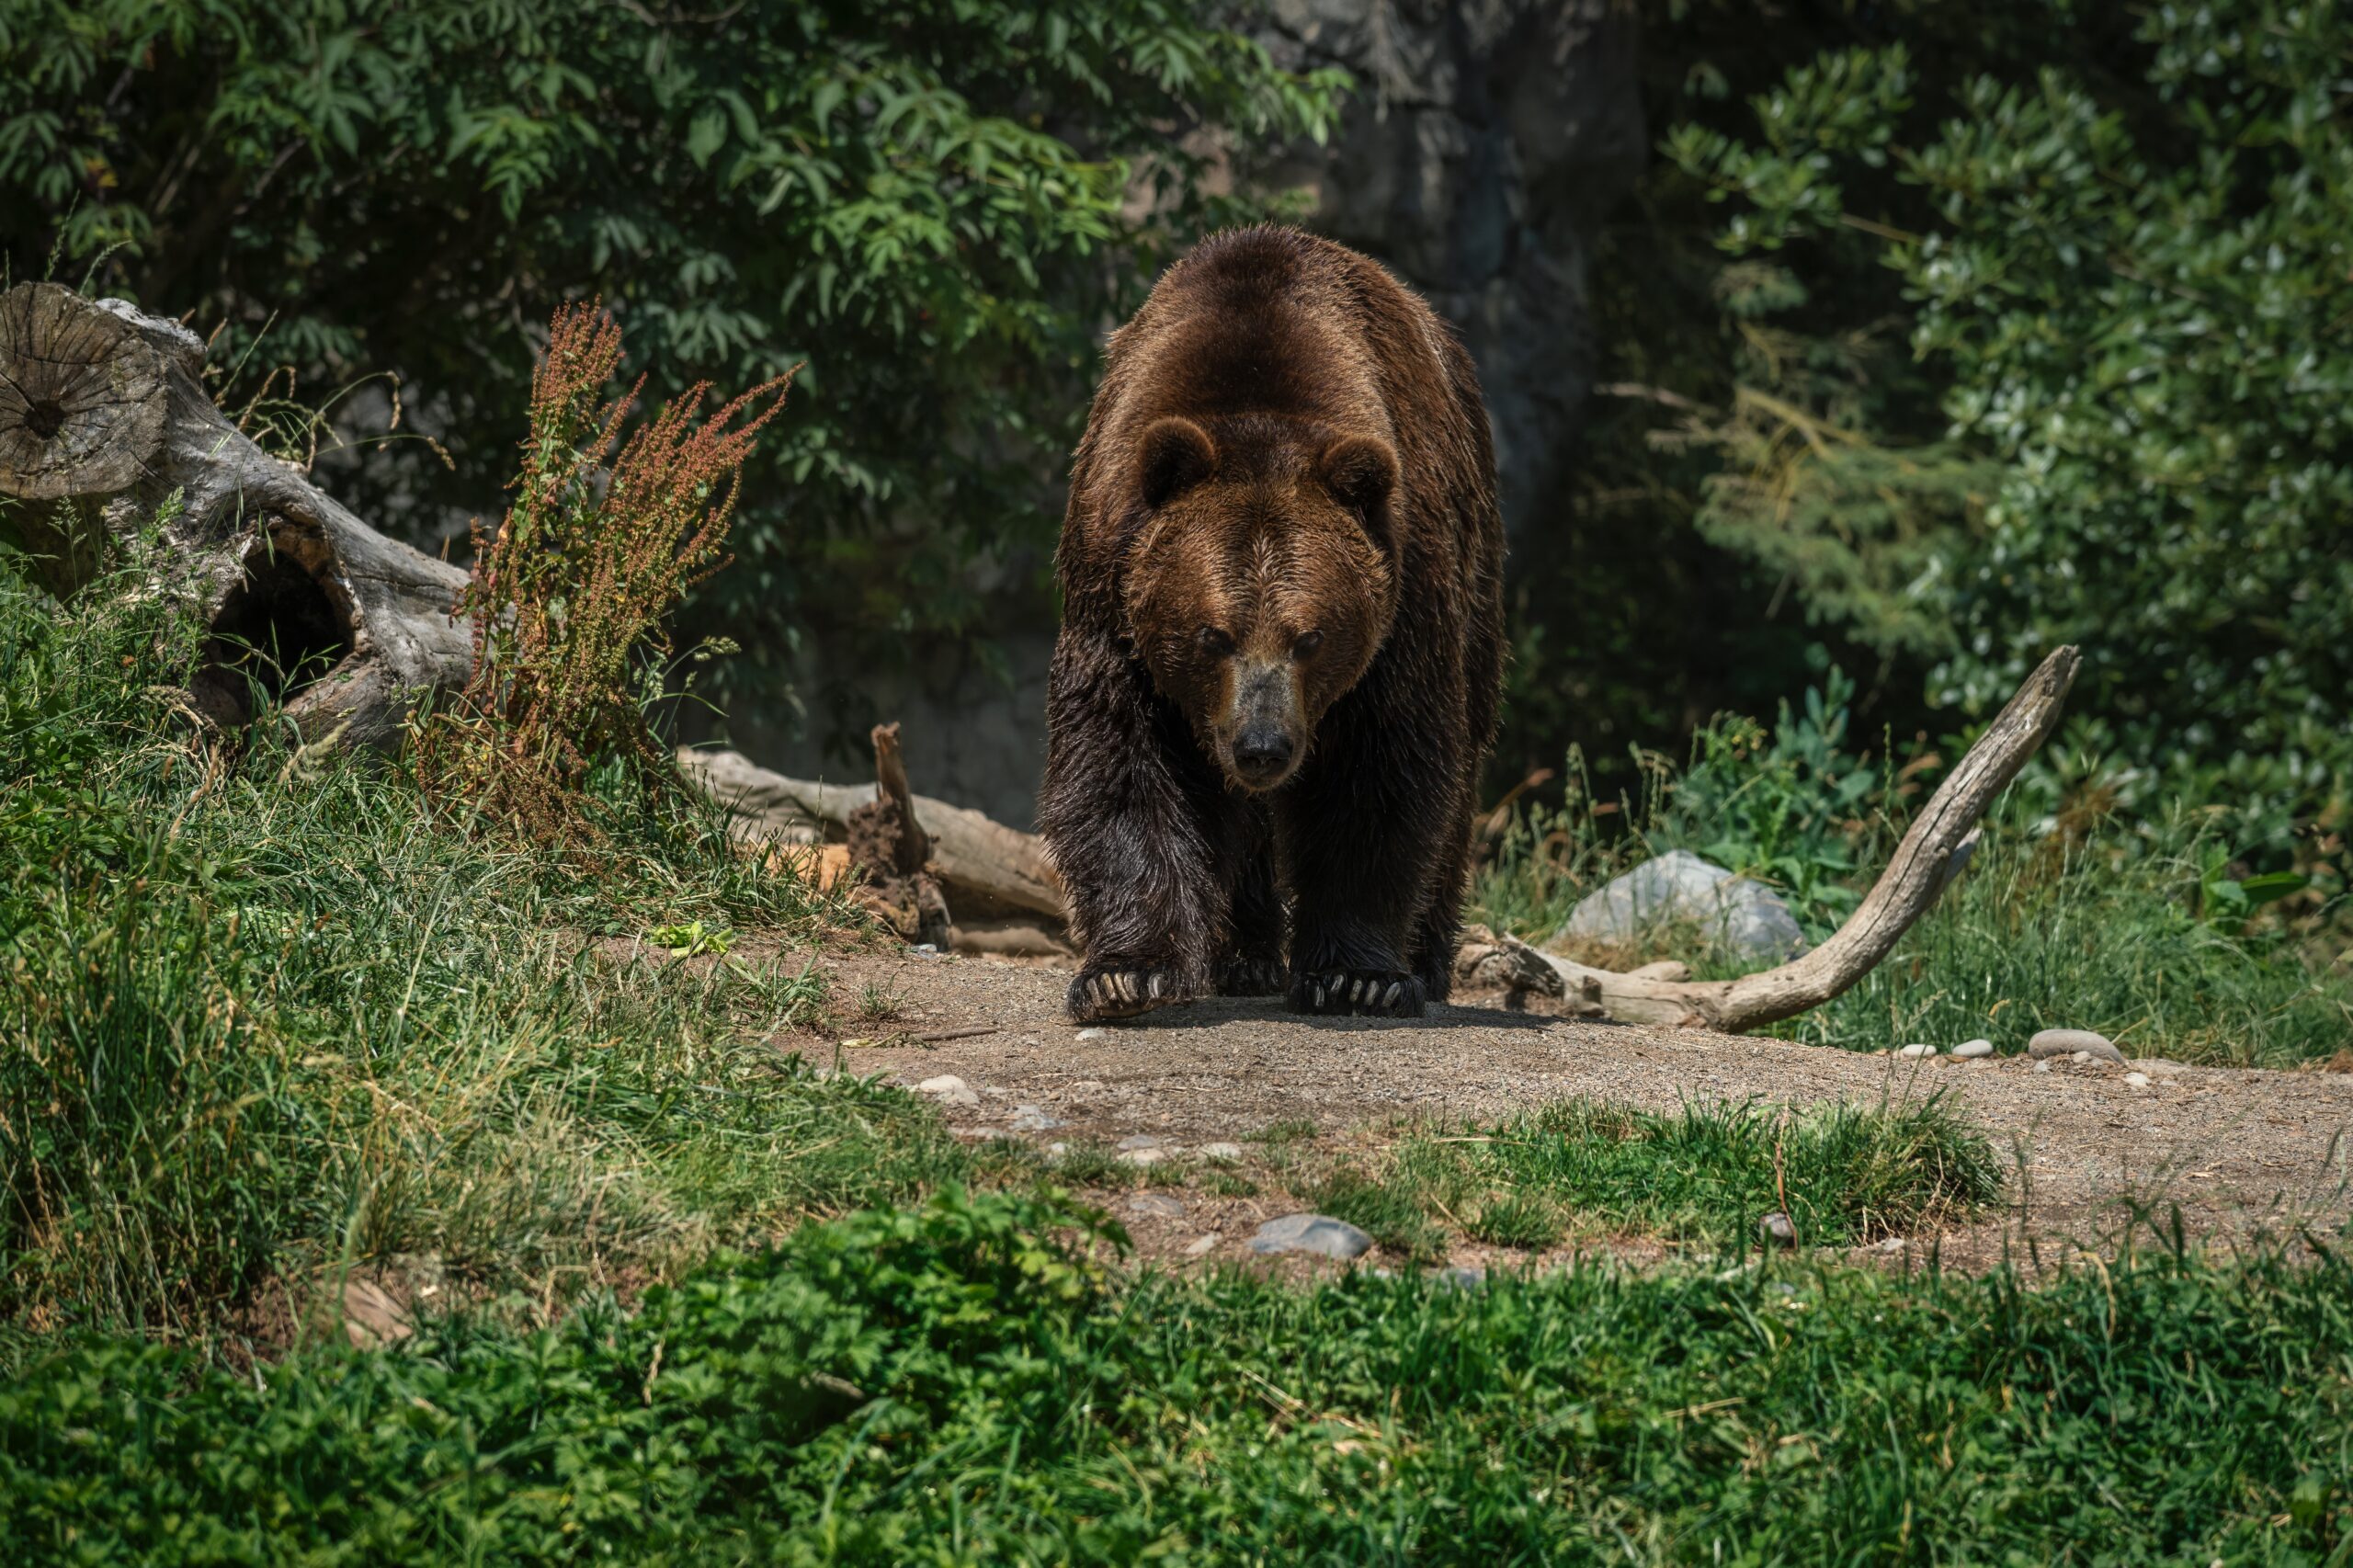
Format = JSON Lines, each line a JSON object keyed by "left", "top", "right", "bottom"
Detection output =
{"left": 1039, "top": 226, "right": 1505, "bottom": 1022}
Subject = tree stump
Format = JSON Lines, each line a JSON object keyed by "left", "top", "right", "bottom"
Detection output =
{"left": 0, "top": 283, "right": 471, "bottom": 749}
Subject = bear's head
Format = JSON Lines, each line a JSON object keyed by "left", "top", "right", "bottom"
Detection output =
{"left": 1119, "top": 415, "right": 1399, "bottom": 792}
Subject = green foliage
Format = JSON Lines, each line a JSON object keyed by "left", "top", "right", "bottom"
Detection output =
{"left": 1366, "top": 1095, "right": 2002, "bottom": 1255}
{"left": 1774, "top": 811, "right": 2353, "bottom": 1065}
{"left": 4, "top": 1189, "right": 2348, "bottom": 1562}
{"left": 0, "top": 0, "right": 1343, "bottom": 731}
{"left": 0, "top": 541, "right": 968, "bottom": 1336}
{"left": 1475, "top": 668, "right": 2353, "bottom": 1064}
{"left": 1667, "top": 1, "right": 2353, "bottom": 828}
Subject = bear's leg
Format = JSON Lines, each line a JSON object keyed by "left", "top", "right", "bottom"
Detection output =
{"left": 1407, "top": 810, "right": 1472, "bottom": 1004}
{"left": 1040, "top": 630, "right": 1240, "bottom": 1023}
{"left": 1218, "top": 812, "right": 1289, "bottom": 996}
{"left": 1275, "top": 717, "right": 1455, "bottom": 1019}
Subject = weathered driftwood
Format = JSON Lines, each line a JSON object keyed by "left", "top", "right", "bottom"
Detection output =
{"left": 0, "top": 282, "right": 469, "bottom": 748}
{"left": 678, "top": 744, "right": 1066, "bottom": 922}
{"left": 1538, "top": 646, "right": 2081, "bottom": 1028}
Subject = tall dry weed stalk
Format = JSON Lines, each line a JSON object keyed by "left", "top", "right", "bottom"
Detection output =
{"left": 415, "top": 301, "right": 793, "bottom": 847}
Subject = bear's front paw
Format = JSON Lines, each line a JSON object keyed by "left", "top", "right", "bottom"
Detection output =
{"left": 1217, "top": 955, "right": 1290, "bottom": 997}
{"left": 1068, "top": 965, "right": 1191, "bottom": 1023}
{"left": 1288, "top": 969, "right": 1425, "bottom": 1017}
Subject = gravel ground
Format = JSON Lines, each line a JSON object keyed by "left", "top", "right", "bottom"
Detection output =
{"left": 804, "top": 948, "right": 2353, "bottom": 1273}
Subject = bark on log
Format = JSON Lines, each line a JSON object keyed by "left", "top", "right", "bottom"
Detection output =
{"left": 0, "top": 282, "right": 470, "bottom": 749}
{"left": 679, "top": 745, "right": 1066, "bottom": 921}
{"left": 1540, "top": 646, "right": 2082, "bottom": 1029}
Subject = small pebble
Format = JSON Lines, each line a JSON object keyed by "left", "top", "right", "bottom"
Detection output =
{"left": 2124, "top": 1072, "right": 2151, "bottom": 1088}
{"left": 1008, "top": 1105, "right": 1065, "bottom": 1132}
{"left": 1183, "top": 1233, "right": 1221, "bottom": 1256}
{"left": 1196, "top": 1141, "right": 1245, "bottom": 1162}
{"left": 1075, "top": 1028, "right": 1107, "bottom": 1042}
{"left": 1951, "top": 1038, "right": 1995, "bottom": 1060}
{"left": 2029, "top": 1028, "right": 2124, "bottom": 1063}
{"left": 1897, "top": 1042, "right": 1938, "bottom": 1058}
{"left": 2033, "top": 1060, "right": 2052, "bottom": 1074}
{"left": 915, "top": 1074, "right": 980, "bottom": 1108}
{"left": 1128, "top": 1192, "right": 1186, "bottom": 1219}
{"left": 1758, "top": 1211, "right": 1796, "bottom": 1246}
{"left": 1116, "top": 1134, "right": 1164, "bottom": 1151}
{"left": 1248, "top": 1213, "right": 1374, "bottom": 1260}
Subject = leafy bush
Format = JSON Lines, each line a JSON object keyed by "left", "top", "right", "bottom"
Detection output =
{"left": 0, "top": 1, "right": 1345, "bottom": 729}
{"left": 1665, "top": 0, "right": 2353, "bottom": 835}
{"left": 3, "top": 1188, "right": 2346, "bottom": 1562}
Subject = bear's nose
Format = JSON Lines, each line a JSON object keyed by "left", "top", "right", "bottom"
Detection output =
{"left": 1233, "top": 725, "right": 1294, "bottom": 778}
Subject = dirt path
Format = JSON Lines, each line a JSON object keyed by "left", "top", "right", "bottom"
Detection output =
{"left": 801, "top": 949, "right": 2353, "bottom": 1272}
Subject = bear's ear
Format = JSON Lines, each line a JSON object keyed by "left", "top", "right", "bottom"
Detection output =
{"left": 1318, "top": 434, "right": 1400, "bottom": 532}
{"left": 1138, "top": 416, "right": 1218, "bottom": 508}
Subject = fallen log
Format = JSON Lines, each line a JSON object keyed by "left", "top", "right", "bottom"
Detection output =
{"left": 0, "top": 283, "right": 471, "bottom": 749}
{"left": 1538, "top": 646, "right": 2081, "bottom": 1029}
{"left": 679, "top": 744, "right": 1065, "bottom": 921}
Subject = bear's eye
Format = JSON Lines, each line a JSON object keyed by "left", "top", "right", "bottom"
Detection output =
{"left": 1197, "top": 626, "right": 1235, "bottom": 656}
{"left": 1291, "top": 630, "right": 1324, "bottom": 659}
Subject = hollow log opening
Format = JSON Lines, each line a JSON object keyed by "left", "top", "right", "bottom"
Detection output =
{"left": 25, "top": 399, "right": 63, "bottom": 440}
{"left": 188, "top": 542, "right": 357, "bottom": 726}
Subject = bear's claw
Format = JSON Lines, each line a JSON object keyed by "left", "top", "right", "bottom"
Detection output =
{"left": 1287, "top": 968, "right": 1425, "bottom": 1017}
{"left": 1069, "top": 965, "right": 1189, "bottom": 1023}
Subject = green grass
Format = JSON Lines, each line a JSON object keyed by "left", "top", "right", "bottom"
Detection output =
{"left": 3, "top": 1188, "right": 2346, "bottom": 1564}
{"left": 0, "top": 552, "right": 967, "bottom": 1341}
{"left": 1302, "top": 1096, "right": 2002, "bottom": 1262}
{"left": 1475, "top": 807, "right": 2353, "bottom": 1067}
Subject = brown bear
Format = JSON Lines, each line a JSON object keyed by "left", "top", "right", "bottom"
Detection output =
{"left": 1038, "top": 225, "right": 1506, "bottom": 1024}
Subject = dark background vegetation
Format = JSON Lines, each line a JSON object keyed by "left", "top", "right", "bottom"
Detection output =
{"left": 5, "top": 0, "right": 2346, "bottom": 858}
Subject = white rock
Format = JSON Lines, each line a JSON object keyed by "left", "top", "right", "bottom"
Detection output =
{"left": 2124, "top": 1072, "right": 2151, "bottom": 1088}
{"left": 1075, "top": 1028, "right": 1108, "bottom": 1042}
{"left": 1128, "top": 1192, "right": 1186, "bottom": 1219}
{"left": 1952, "top": 1039, "right": 1995, "bottom": 1060}
{"left": 1559, "top": 849, "right": 1809, "bottom": 960}
{"left": 915, "top": 1074, "right": 980, "bottom": 1108}
{"left": 1116, "top": 1134, "right": 1165, "bottom": 1151}
{"left": 2033, "top": 1060, "right": 2052, "bottom": 1074}
{"left": 1196, "top": 1142, "right": 1245, "bottom": 1161}
{"left": 1897, "top": 1042, "right": 1938, "bottom": 1058}
{"left": 1117, "top": 1147, "right": 1168, "bottom": 1168}
{"left": 1184, "top": 1233, "right": 1221, "bottom": 1256}
{"left": 1758, "top": 1211, "right": 1796, "bottom": 1245}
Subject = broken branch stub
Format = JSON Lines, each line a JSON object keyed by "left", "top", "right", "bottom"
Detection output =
{"left": 1541, "top": 645, "right": 2082, "bottom": 1030}
{"left": 0, "top": 282, "right": 471, "bottom": 749}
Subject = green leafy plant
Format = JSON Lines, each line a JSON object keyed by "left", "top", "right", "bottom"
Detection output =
{"left": 0, "top": 1, "right": 1346, "bottom": 734}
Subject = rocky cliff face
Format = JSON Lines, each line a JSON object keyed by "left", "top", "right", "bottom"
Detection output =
{"left": 1260, "top": 0, "right": 1646, "bottom": 543}
{"left": 720, "top": 3, "right": 1646, "bottom": 826}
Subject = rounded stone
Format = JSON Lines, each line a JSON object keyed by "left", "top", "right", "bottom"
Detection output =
{"left": 915, "top": 1074, "right": 980, "bottom": 1108}
{"left": 1758, "top": 1210, "right": 1796, "bottom": 1246}
{"left": 2029, "top": 1028, "right": 2123, "bottom": 1063}
{"left": 1247, "top": 1213, "right": 1374, "bottom": 1260}
{"left": 1128, "top": 1192, "right": 1186, "bottom": 1219}
{"left": 1196, "top": 1142, "right": 1245, "bottom": 1161}
{"left": 1897, "top": 1042, "right": 1938, "bottom": 1058}
{"left": 1951, "top": 1038, "right": 1995, "bottom": 1060}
